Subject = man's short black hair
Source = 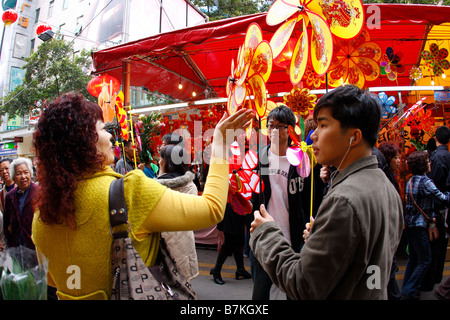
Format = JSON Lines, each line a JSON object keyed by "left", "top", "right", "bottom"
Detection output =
{"left": 314, "top": 85, "right": 381, "bottom": 147}
{"left": 435, "top": 126, "right": 450, "bottom": 145}
{"left": 266, "top": 104, "right": 297, "bottom": 129}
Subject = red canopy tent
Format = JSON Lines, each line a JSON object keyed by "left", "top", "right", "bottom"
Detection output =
{"left": 91, "top": 3, "right": 450, "bottom": 105}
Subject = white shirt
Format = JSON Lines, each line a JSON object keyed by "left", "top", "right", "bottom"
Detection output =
{"left": 266, "top": 149, "right": 291, "bottom": 243}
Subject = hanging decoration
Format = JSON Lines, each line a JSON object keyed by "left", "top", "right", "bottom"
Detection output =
{"left": 327, "top": 29, "right": 381, "bottom": 88}
{"left": 36, "top": 23, "right": 52, "bottom": 36}
{"left": 378, "top": 92, "right": 396, "bottom": 120}
{"left": 283, "top": 87, "right": 317, "bottom": 118}
{"left": 226, "top": 23, "right": 273, "bottom": 119}
{"left": 267, "top": 0, "right": 364, "bottom": 85}
{"left": 391, "top": 97, "right": 427, "bottom": 127}
{"left": 421, "top": 43, "right": 450, "bottom": 77}
{"left": 2, "top": 9, "right": 17, "bottom": 26}
{"left": 87, "top": 74, "right": 120, "bottom": 98}
{"left": 405, "top": 108, "right": 436, "bottom": 132}
{"left": 380, "top": 47, "right": 405, "bottom": 81}
{"left": 409, "top": 66, "right": 423, "bottom": 82}
{"left": 114, "top": 91, "right": 129, "bottom": 141}
{"left": 228, "top": 141, "right": 263, "bottom": 214}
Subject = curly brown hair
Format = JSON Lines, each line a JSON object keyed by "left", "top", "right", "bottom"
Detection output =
{"left": 406, "top": 151, "right": 429, "bottom": 175}
{"left": 33, "top": 92, "right": 105, "bottom": 229}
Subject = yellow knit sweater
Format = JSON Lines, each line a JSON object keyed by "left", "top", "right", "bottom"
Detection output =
{"left": 32, "top": 158, "right": 228, "bottom": 300}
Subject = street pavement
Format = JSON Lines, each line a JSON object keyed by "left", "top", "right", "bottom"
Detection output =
{"left": 191, "top": 244, "right": 450, "bottom": 300}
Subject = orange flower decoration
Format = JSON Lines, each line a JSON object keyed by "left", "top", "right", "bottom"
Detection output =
{"left": 283, "top": 88, "right": 317, "bottom": 117}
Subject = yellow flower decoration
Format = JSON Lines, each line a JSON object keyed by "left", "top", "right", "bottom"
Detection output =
{"left": 283, "top": 88, "right": 317, "bottom": 116}
{"left": 409, "top": 66, "right": 423, "bottom": 82}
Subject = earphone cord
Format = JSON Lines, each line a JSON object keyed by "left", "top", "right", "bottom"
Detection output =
{"left": 330, "top": 141, "right": 352, "bottom": 186}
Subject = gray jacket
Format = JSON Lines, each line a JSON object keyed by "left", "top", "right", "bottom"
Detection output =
{"left": 250, "top": 156, "right": 404, "bottom": 299}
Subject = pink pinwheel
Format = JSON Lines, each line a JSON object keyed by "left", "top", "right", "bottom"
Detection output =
{"left": 286, "top": 126, "right": 316, "bottom": 178}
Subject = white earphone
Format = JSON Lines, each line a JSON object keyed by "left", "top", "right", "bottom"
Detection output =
{"left": 349, "top": 136, "right": 355, "bottom": 144}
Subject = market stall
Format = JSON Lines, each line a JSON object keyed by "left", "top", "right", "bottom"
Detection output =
{"left": 90, "top": 3, "right": 450, "bottom": 245}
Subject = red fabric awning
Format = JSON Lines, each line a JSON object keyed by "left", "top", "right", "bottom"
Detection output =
{"left": 91, "top": 4, "right": 450, "bottom": 102}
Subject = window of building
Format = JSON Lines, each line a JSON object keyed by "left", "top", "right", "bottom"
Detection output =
{"left": 35, "top": 8, "right": 40, "bottom": 24}
{"left": 48, "top": 0, "right": 54, "bottom": 18}
{"left": 30, "top": 38, "right": 35, "bottom": 55}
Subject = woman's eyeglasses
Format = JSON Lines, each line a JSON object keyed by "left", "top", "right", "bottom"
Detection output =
{"left": 266, "top": 124, "right": 289, "bottom": 130}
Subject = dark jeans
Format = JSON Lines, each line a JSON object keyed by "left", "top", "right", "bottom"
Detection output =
{"left": 401, "top": 227, "right": 432, "bottom": 298}
{"left": 250, "top": 250, "right": 273, "bottom": 300}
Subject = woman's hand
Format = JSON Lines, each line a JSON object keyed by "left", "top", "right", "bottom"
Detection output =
{"left": 211, "top": 108, "right": 254, "bottom": 160}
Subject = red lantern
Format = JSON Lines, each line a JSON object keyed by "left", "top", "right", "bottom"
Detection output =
{"left": 2, "top": 9, "right": 18, "bottom": 26}
{"left": 36, "top": 23, "right": 52, "bottom": 36}
{"left": 87, "top": 74, "right": 120, "bottom": 97}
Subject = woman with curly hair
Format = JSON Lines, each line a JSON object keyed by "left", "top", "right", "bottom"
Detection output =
{"left": 31, "top": 92, "right": 254, "bottom": 300}
{"left": 401, "top": 151, "right": 450, "bottom": 300}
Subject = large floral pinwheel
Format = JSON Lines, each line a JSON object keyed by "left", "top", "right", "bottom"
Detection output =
{"left": 228, "top": 141, "right": 263, "bottom": 201}
{"left": 378, "top": 92, "right": 396, "bottom": 120}
{"left": 380, "top": 47, "right": 405, "bottom": 81}
{"left": 267, "top": 0, "right": 364, "bottom": 85}
{"left": 327, "top": 29, "right": 381, "bottom": 88}
{"left": 421, "top": 43, "right": 450, "bottom": 77}
{"left": 227, "top": 23, "right": 273, "bottom": 119}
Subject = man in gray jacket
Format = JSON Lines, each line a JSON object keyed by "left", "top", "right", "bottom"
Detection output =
{"left": 250, "top": 85, "right": 404, "bottom": 299}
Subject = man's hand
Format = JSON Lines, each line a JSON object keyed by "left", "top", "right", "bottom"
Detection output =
{"left": 303, "top": 216, "right": 315, "bottom": 242}
{"left": 320, "top": 165, "right": 330, "bottom": 183}
{"left": 250, "top": 204, "right": 274, "bottom": 234}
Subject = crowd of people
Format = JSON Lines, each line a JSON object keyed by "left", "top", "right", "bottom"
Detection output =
{"left": 0, "top": 85, "right": 449, "bottom": 300}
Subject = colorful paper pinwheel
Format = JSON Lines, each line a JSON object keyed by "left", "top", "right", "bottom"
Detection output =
{"left": 267, "top": 0, "right": 364, "bottom": 85}
{"left": 380, "top": 47, "right": 405, "bottom": 81}
{"left": 228, "top": 141, "right": 263, "bottom": 201}
{"left": 227, "top": 23, "right": 273, "bottom": 119}
{"left": 378, "top": 92, "right": 396, "bottom": 120}
{"left": 286, "top": 126, "right": 316, "bottom": 178}
{"left": 421, "top": 43, "right": 450, "bottom": 77}
{"left": 327, "top": 29, "right": 381, "bottom": 88}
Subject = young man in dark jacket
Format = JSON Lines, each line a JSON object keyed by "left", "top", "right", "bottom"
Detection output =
{"left": 250, "top": 105, "right": 324, "bottom": 300}
{"left": 423, "top": 125, "right": 450, "bottom": 290}
{"left": 250, "top": 85, "right": 403, "bottom": 299}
